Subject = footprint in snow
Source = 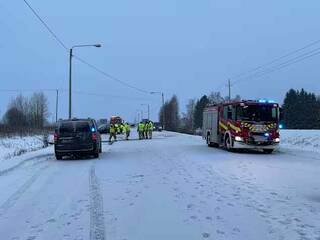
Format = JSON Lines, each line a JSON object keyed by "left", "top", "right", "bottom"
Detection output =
{"left": 202, "top": 232, "right": 210, "bottom": 238}
{"left": 187, "top": 204, "right": 194, "bottom": 209}
{"left": 26, "top": 236, "right": 37, "bottom": 240}
{"left": 232, "top": 227, "right": 241, "bottom": 233}
{"left": 216, "top": 230, "right": 225, "bottom": 235}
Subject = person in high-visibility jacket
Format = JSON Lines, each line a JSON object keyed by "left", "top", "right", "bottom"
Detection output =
{"left": 121, "top": 124, "right": 126, "bottom": 134}
{"left": 147, "top": 121, "right": 154, "bottom": 139}
{"left": 114, "top": 124, "right": 119, "bottom": 134}
{"left": 109, "top": 124, "right": 117, "bottom": 142}
{"left": 138, "top": 122, "right": 145, "bottom": 140}
{"left": 124, "top": 122, "right": 131, "bottom": 140}
{"left": 144, "top": 121, "right": 149, "bottom": 139}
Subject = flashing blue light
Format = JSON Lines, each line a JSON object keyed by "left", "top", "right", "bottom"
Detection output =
{"left": 91, "top": 127, "right": 96, "bottom": 132}
{"left": 264, "top": 133, "right": 270, "bottom": 137}
{"left": 279, "top": 124, "right": 284, "bottom": 129}
{"left": 257, "top": 99, "right": 276, "bottom": 103}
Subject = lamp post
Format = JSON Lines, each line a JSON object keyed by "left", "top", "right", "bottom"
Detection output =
{"left": 68, "top": 44, "right": 101, "bottom": 119}
{"left": 141, "top": 104, "right": 150, "bottom": 120}
{"left": 150, "top": 91, "right": 165, "bottom": 129}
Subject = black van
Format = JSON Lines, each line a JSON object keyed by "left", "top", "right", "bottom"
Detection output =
{"left": 54, "top": 118, "right": 102, "bottom": 159}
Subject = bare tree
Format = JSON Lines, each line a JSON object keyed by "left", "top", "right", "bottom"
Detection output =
{"left": 28, "top": 92, "right": 49, "bottom": 128}
{"left": 3, "top": 92, "right": 49, "bottom": 129}
{"left": 185, "top": 98, "right": 195, "bottom": 130}
{"left": 3, "top": 107, "right": 27, "bottom": 127}
{"left": 208, "top": 91, "right": 224, "bottom": 104}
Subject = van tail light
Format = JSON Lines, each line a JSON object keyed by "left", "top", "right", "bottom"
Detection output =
{"left": 54, "top": 133, "right": 58, "bottom": 143}
{"left": 92, "top": 133, "right": 97, "bottom": 141}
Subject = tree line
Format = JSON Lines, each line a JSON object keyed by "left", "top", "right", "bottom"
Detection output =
{"left": 159, "top": 92, "right": 241, "bottom": 133}
{"left": 282, "top": 88, "right": 320, "bottom": 129}
{"left": 1, "top": 92, "right": 49, "bottom": 130}
{"left": 159, "top": 88, "right": 320, "bottom": 133}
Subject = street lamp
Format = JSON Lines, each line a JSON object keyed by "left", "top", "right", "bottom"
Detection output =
{"left": 150, "top": 91, "right": 165, "bottom": 129}
{"left": 68, "top": 44, "right": 101, "bottom": 119}
{"left": 141, "top": 104, "right": 150, "bottom": 120}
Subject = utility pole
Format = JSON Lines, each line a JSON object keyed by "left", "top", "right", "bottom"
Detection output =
{"left": 55, "top": 89, "right": 59, "bottom": 122}
{"left": 162, "top": 93, "right": 165, "bottom": 130}
{"left": 150, "top": 91, "right": 165, "bottom": 129}
{"left": 68, "top": 49, "right": 73, "bottom": 119}
{"left": 228, "top": 79, "right": 231, "bottom": 101}
{"left": 68, "top": 44, "right": 101, "bottom": 119}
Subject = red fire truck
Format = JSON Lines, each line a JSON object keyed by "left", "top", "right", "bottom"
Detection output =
{"left": 110, "top": 116, "right": 123, "bottom": 125}
{"left": 203, "top": 99, "right": 280, "bottom": 153}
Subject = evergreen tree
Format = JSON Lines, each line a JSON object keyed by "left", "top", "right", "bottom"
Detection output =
{"left": 159, "top": 95, "right": 180, "bottom": 131}
{"left": 193, "top": 95, "right": 209, "bottom": 129}
{"left": 282, "top": 88, "right": 320, "bottom": 129}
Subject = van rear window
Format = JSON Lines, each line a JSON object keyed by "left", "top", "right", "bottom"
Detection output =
{"left": 75, "top": 122, "right": 90, "bottom": 132}
{"left": 59, "top": 122, "right": 74, "bottom": 133}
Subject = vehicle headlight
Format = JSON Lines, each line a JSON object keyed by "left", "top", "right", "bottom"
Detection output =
{"left": 274, "top": 138, "right": 280, "bottom": 143}
{"left": 235, "top": 136, "right": 243, "bottom": 142}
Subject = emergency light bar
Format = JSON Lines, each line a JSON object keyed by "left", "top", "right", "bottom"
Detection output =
{"left": 257, "top": 99, "right": 276, "bottom": 103}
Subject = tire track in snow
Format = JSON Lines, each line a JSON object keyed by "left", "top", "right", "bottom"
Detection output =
{"left": 89, "top": 165, "right": 106, "bottom": 240}
{"left": 0, "top": 164, "right": 50, "bottom": 217}
{"left": 0, "top": 153, "right": 52, "bottom": 177}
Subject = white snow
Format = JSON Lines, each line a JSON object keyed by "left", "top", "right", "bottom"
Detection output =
{"left": 0, "top": 135, "right": 45, "bottom": 161}
{"left": 280, "top": 129, "right": 320, "bottom": 153}
{"left": 0, "top": 130, "right": 319, "bottom": 240}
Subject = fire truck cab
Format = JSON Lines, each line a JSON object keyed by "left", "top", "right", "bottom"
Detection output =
{"left": 203, "top": 100, "right": 280, "bottom": 153}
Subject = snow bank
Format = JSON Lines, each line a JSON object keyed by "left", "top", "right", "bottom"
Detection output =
{"left": 280, "top": 129, "right": 320, "bottom": 153}
{"left": 0, "top": 135, "right": 45, "bottom": 161}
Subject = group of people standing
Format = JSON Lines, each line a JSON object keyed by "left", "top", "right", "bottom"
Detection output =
{"left": 109, "top": 122, "right": 131, "bottom": 142}
{"left": 137, "top": 121, "right": 154, "bottom": 140}
{"left": 108, "top": 120, "right": 154, "bottom": 142}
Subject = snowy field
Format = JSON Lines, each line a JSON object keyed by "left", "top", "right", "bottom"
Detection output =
{"left": 280, "top": 129, "right": 320, "bottom": 153}
{"left": 0, "top": 130, "right": 319, "bottom": 240}
{"left": 0, "top": 135, "right": 45, "bottom": 161}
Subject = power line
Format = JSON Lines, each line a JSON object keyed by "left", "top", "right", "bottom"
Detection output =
{"left": 22, "top": 0, "right": 68, "bottom": 51}
{"left": 0, "top": 88, "right": 57, "bottom": 92}
{"left": 0, "top": 88, "right": 157, "bottom": 103}
{"left": 233, "top": 46, "right": 320, "bottom": 85}
{"left": 236, "top": 49, "right": 320, "bottom": 82}
{"left": 22, "top": 0, "right": 150, "bottom": 94}
{"left": 73, "top": 56, "right": 150, "bottom": 94}
{"left": 231, "top": 39, "right": 320, "bottom": 81}
{"left": 71, "top": 90, "right": 153, "bottom": 101}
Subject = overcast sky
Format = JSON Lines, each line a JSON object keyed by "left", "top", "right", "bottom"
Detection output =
{"left": 1, "top": 0, "right": 320, "bottom": 122}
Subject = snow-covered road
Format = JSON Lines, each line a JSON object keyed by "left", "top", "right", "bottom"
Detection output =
{"left": 0, "top": 131, "right": 319, "bottom": 240}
